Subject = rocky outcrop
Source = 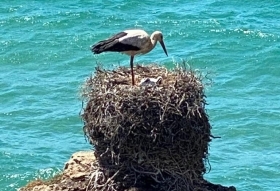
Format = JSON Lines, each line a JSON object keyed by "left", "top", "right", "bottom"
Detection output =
{"left": 19, "top": 151, "right": 236, "bottom": 191}
{"left": 19, "top": 151, "right": 95, "bottom": 191}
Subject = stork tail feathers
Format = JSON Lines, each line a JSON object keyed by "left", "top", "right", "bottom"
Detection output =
{"left": 91, "top": 40, "right": 116, "bottom": 54}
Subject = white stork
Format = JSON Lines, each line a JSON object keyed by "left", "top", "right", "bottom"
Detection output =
{"left": 91, "top": 29, "right": 168, "bottom": 86}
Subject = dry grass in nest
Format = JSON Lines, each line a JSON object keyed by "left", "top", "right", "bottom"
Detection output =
{"left": 81, "top": 64, "right": 212, "bottom": 191}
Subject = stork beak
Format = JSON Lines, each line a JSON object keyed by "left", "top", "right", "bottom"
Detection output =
{"left": 159, "top": 40, "right": 168, "bottom": 56}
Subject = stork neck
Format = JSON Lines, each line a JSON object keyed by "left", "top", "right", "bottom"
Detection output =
{"left": 151, "top": 39, "right": 158, "bottom": 48}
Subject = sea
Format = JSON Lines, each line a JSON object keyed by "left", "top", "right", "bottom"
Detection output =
{"left": 1, "top": 0, "right": 279, "bottom": 190}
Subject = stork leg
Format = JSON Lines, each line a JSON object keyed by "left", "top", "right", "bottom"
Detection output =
{"left": 130, "top": 56, "right": 135, "bottom": 86}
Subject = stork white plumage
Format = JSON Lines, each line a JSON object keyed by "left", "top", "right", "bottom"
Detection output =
{"left": 91, "top": 29, "right": 168, "bottom": 85}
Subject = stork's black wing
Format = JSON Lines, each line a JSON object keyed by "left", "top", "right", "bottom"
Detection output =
{"left": 91, "top": 32, "right": 140, "bottom": 54}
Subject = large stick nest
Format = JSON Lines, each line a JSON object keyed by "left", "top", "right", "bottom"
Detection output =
{"left": 81, "top": 64, "right": 212, "bottom": 191}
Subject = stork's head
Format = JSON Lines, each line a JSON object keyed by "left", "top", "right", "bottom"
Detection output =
{"left": 152, "top": 31, "right": 168, "bottom": 56}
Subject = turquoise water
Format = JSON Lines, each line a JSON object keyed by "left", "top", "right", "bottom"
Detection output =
{"left": 1, "top": 0, "right": 280, "bottom": 190}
